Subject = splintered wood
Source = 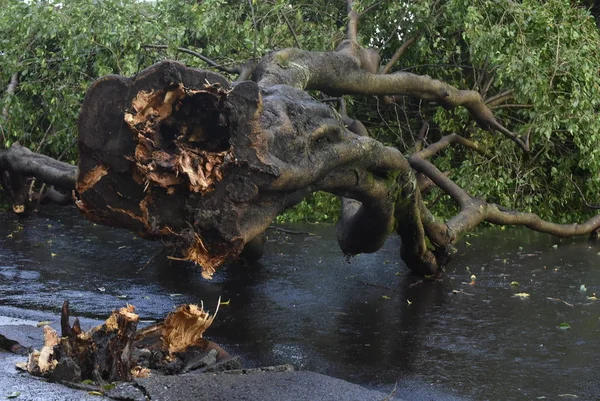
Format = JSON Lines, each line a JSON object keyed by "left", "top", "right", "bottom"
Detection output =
{"left": 24, "top": 300, "right": 220, "bottom": 383}
{"left": 26, "top": 326, "right": 59, "bottom": 376}
{"left": 125, "top": 83, "right": 230, "bottom": 195}
{"left": 161, "top": 302, "right": 219, "bottom": 354}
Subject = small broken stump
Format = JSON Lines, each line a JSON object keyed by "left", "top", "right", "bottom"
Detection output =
{"left": 24, "top": 300, "right": 231, "bottom": 390}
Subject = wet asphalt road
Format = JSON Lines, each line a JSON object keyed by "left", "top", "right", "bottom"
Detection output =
{"left": 0, "top": 206, "right": 599, "bottom": 400}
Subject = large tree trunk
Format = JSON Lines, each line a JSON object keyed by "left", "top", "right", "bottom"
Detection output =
{"left": 74, "top": 60, "right": 435, "bottom": 277}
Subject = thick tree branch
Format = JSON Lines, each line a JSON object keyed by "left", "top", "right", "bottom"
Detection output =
{"left": 484, "top": 205, "right": 600, "bottom": 237}
{"left": 0, "top": 143, "right": 77, "bottom": 190}
{"left": 2, "top": 72, "right": 19, "bottom": 120}
{"left": 254, "top": 49, "right": 529, "bottom": 151}
{"left": 409, "top": 134, "right": 600, "bottom": 243}
{"left": 346, "top": 0, "right": 359, "bottom": 43}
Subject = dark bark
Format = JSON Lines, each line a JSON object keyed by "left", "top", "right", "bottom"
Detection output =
{"left": 0, "top": 143, "right": 76, "bottom": 213}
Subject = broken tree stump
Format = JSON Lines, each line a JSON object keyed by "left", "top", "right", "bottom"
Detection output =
{"left": 26, "top": 300, "right": 226, "bottom": 384}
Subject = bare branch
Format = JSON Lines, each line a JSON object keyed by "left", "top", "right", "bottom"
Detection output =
{"left": 409, "top": 133, "right": 600, "bottom": 242}
{"left": 380, "top": 36, "right": 417, "bottom": 75}
{"left": 247, "top": 0, "right": 258, "bottom": 59}
{"left": 490, "top": 103, "right": 533, "bottom": 110}
{"left": 280, "top": 10, "right": 301, "bottom": 48}
{"left": 569, "top": 175, "right": 600, "bottom": 210}
{"left": 414, "top": 121, "right": 429, "bottom": 152}
{"left": 485, "top": 204, "right": 600, "bottom": 237}
{"left": 142, "top": 45, "right": 240, "bottom": 74}
{"left": 359, "top": 0, "right": 387, "bottom": 17}
{"left": 409, "top": 136, "right": 473, "bottom": 209}
{"left": 485, "top": 89, "right": 514, "bottom": 106}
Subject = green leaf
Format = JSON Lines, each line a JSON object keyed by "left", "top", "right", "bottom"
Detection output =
{"left": 558, "top": 323, "right": 571, "bottom": 330}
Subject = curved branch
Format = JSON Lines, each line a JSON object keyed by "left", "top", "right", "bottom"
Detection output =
{"left": 409, "top": 133, "right": 600, "bottom": 243}
{"left": 569, "top": 176, "right": 600, "bottom": 210}
{"left": 254, "top": 50, "right": 529, "bottom": 151}
{"left": 359, "top": 0, "right": 387, "bottom": 17}
{"left": 485, "top": 89, "right": 514, "bottom": 106}
{"left": 142, "top": 45, "right": 240, "bottom": 74}
{"left": 485, "top": 205, "right": 600, "bottom": 237}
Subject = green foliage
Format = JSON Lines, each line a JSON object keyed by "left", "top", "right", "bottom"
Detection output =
{"left": 0, "top": 0, "right": 163, "bottom": 161}
{"left": 1, "top": 0, "right": 599, "bottom": 222}
{"left": 360, "top": 0, "right": 600, "bottom": 222}
{"left": 276, "top": 191, "right": 340, "bottom": 223}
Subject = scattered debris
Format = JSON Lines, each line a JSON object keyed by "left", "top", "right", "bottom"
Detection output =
{"left": 452, "top": 289, "right": 474, "bottom": 296}
{"left": 547, "top": 297, "right": 573, "bottom": 307}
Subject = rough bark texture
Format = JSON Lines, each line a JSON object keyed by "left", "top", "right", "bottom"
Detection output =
{"left": 0, "top": 144, "right": 76, "bottom": 213}
{"left": 72, "top": 59, "right": 442, "bottom": 277}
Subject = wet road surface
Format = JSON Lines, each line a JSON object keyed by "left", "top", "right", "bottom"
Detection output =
{"left": 0, "top": 206, "right": 599, "bottom": 400}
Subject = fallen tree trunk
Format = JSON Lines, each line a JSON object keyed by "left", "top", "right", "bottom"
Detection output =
{"left": 73, "top": 60, "right": 441, "bottom": 277}
{"left": 2, "top": 1, "right": 600, "bottom": 278}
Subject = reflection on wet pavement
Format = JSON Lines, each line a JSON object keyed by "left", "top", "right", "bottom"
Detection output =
{"left": 0, "top": 206, "right": 598, "bottom": 400}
